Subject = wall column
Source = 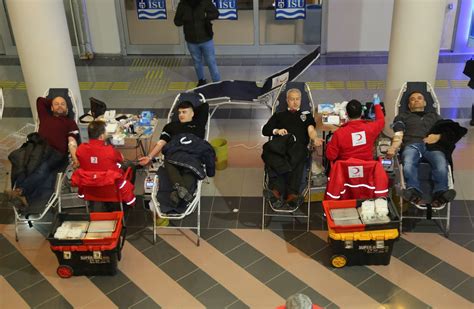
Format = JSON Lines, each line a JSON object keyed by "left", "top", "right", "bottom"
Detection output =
{"left": 6, "top": 0, "right": 83, "bottom": 119}
{"left": 385, "top": 0, "right": 446, "bottom": 130}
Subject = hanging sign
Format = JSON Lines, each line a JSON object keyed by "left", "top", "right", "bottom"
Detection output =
{"left": 137, "top": 0, "right": 167, "bottom": 20}
{"left": 212, "top": 0, "right": 238, "bottom": 20}
{"left": 275, "top": 0, "right": 305, "bottom": 20}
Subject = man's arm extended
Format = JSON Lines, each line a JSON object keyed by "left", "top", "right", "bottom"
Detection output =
{"left": 138, "top": 139, "right": 167, "bottom": 166}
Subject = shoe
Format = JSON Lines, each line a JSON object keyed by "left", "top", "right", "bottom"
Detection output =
{"left": 286, "top": 194, "right": 304, "bottom": 209}
{"left": 402, "top": 188, "right": 422, "bottom": 204}
{"left": 431, "top": 189, "right": 456, "bottom": 208}
{"left": 197, "top": 79, "right": 207, "bottom": 87}
{"left": 169, "top": 191, "right": 180, "bottom": 207}
{"left": 263, "top": 188, "right": 281, "bottom": 203}
{"left": 263, "top": 188, "right": 284, "bottom": 209}
{"left": 174, "top": 184, "right": 193, "bottom": 203}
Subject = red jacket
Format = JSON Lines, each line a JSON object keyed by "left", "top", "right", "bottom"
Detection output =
{"left": 326, "top": 105, "right": 384, "bottom": 161}
{"left": 74, "top": 139, "right": 135, "bottom": 206}
{"left": 76, "top": 139, "right": 123, "bottom": 172}
{"left": 325, "top": 158, "right": 388, "bottom": 200}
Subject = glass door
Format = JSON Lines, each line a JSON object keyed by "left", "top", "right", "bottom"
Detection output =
{"left": 0, "top": 0, "right": 15, "bottom": 55}
{"left": 119, "top": 0, "right": 322, "bottom": 55}
{"left": 0, "top": 0, "right": 81, "bottom": 56}
{"left": 119, "top": 0, "right": 187, "bottom": 54}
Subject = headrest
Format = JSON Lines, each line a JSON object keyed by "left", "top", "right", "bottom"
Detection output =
{"left": 398, "top": 82, "right": 437, "bottom": 113}
{"left": 169, "top": 92, "right": 206, "bottom": 122}
{"left": 274, "top": 82, "right": 312, "bottom": 113}
{"left": 46, "top": 88, "right": 75, "bottom": 119}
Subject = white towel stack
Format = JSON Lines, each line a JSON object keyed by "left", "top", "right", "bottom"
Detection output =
{"left": 375, "top": 198, "right": 389, "bottom": 217}
{"left": 360, "top": 200, "right": 376, "bottom": 221}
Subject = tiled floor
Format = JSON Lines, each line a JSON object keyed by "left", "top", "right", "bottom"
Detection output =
{"left": 0, "top": 54, "right": 473, "bottom": 308}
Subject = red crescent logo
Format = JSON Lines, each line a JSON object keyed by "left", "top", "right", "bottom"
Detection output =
{"left": 352, "top": 167, "right": 360, "bottom": 174}
{"left": 356, "top": 133, "right": 363, "bottom": 141}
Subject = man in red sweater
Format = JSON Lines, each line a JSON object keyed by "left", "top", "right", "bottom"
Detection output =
{"left": 75, "top": 120, "right": 136, "bottom": 207}
{"left": 325, "top": 99, "right": 384, "bottom": 162}
{"left": 9, "top": 96, "right": 79, "bottom": 206}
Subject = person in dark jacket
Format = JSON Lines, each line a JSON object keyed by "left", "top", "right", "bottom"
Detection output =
{"left": 139, "top": 101, "right": 213, "bottom": 206}
{"left": 261, "top": 88, "right": 323, "bottom": 208}
{"left": 8, "top": 96, "right": 79, "bottom": 207}
{"left": 387, "top": 91, "right": 458, "bottom": 206}
{"left": 174, "top": 0, "right": 220, "bottom": 86}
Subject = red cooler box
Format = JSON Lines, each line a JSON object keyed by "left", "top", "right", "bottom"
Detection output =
{"left": 48, "top": 212, "right": 126, "bottom": 278}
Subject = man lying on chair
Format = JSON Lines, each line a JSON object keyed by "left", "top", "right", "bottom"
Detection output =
{"left": 326, "top": 99, "right": 384, "bottom": 161}
{"left": 386, "top": 91, "right": 456, "bottom": 206}
{"left": 8, "top": 96, "right": 79, "bottom": 208}
{"left": 74, "top": 121, "right": 136, "bottom": 207}
{"left": 139, "top": 101, "right": 215, "bottom": 207}
{"left": 262, "top": 88, "right": 323, "bottom": 208}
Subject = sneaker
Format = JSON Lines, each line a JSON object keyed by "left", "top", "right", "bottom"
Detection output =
{"left": 263, "top": 188, "right": 281, "bottom": 203}
{"left": 286, "top": 194, "right": 304, "bottom": 209}
{"left": 174, "top": 184, "right": 193, "bottom": 203}
{"left": 197, "top": 79, "right": 207, "bottom": 87}
{"left": 402, "top": 188, "right": 422, "bottom": 204}
{"left": 432, "top": 189, "right": 456, "bottom": 208}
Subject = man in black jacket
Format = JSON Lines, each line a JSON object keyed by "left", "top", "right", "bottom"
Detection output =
{"left": 139, "top": 101, "right": 213, "bottom": 205}
{"left": 262, "top": 89, "right": 323, "bottom": 207}
{"left": 174, "top": 0, "right": 220, "bottom": 86}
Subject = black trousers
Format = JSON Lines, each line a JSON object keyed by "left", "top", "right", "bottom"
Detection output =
{"left": 165, "top": 161, "right": 196, "bottom": 191}
{"left": 268, "top": 158, "right": 306, "bottom": 196}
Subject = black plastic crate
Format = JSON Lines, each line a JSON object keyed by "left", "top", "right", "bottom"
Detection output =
{"left": 327, "top": 229, "right": 398, "bottom": 268}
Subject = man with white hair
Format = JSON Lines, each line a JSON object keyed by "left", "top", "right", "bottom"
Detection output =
{"left": 262, "top": 88, "right": 323, "bottom": 208}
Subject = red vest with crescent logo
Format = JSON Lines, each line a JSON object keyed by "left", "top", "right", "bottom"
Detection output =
{"left": 325, "top": 158, "right": 388, "bottom": 200}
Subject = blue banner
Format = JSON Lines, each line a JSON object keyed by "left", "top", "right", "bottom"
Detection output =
{"left": 275, "top": 0, "right": 305, "bottom": 20}
{"left": 212, "top": 0, "right": 238, "bottom": 20}
{"left": 137, "top": 0, "right": 167, "bottom": 20}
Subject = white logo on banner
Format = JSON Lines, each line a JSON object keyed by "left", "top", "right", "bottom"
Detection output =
{"left": 348, "top": 166, "right": 363, "bottom": 178}
{"left": 91, "top": 157, "right": 98, "bottom": 164}
{"left": 351, "top": 131, "right": 367, "bottom": 146}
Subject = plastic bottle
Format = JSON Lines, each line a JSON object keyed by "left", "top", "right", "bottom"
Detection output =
{"left": 373, "top": 93, "right": 381, "bottom": 105}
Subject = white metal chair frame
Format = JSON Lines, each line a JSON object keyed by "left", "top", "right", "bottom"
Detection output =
{"left": 13, "top": 89, "right": 80, "bottom": 240}
{"left": 13, "top": 170, "right": 66, "bottom": 241}
{"left": 149, "top": 93, "right": 209, "bottom": 246}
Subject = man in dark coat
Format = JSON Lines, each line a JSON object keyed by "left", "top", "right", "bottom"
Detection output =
{"left": 139, "top": 101, "right": 213, "bottom": 206}
{"left": 261, "top": 88, "right": 323, "bottom": 208}
{"left": 174, "top": 0, "right": 220, "bottom": 86}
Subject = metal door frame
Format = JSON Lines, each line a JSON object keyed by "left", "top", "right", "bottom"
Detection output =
{"left": 0, "top": 0, "right": 16, "bottom": 55}
{"left": 117, "top": 0, "right": 188, "bottom": 55}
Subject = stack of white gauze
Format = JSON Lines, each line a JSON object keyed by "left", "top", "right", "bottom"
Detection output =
{"left": 374, "top": 198, "right": 389, "bottom": 217}
{"left": 54, "top": 226, "right": 83, "bottom": 239}
{"left": 360, "top": 200, "right": 376, "bottom": 221}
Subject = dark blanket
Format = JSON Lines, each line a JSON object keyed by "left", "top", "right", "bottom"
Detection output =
{"left": 427, "top": 119, "right": 468, "bottom": 167}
